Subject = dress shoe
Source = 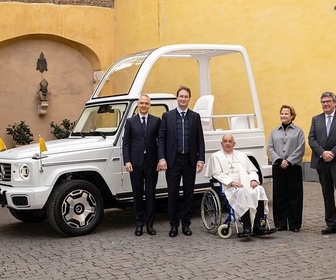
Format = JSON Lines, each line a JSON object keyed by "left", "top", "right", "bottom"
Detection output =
{"left": 169, "top": 226, "right": 178, "bottom": 237}
{"left": 275, "top": 226, "right": 287, "bottom": 231}
{"left": 321, "top": 226, "right": 336, "bottom": 235}
{"left": 253, "top": 225, "right": 266, "bottom": 235}
{"left": 182, "top": 226, "right": 193, "bottom": 236}
{"left": 135, "top": 226, "right": 143, "bottom": 236}
{"left": 147, "top": 226, "right": 156, "bottom": 236}
{"left": 243, "top": 227, "right": 251, "bottom": 235}
{"left": 290, "top": 228, "right": 300, "bottom": 233}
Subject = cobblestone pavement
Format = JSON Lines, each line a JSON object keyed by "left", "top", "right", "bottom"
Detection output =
{"left": 1, "top": 182, "right": 336, "bottom": 280}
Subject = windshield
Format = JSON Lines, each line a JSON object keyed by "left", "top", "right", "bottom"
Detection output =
{"left": 93, "top": 51, "right": 151, "bottom": 98}
{"left": 72, "top": 103, "right": 128, "bottom": 136}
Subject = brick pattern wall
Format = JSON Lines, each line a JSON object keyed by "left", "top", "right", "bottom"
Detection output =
{"left": 0, "top": 0, "right": 114, "bottom": 8}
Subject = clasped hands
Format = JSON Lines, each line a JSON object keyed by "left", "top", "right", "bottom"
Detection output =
{"left": 322, "top": 151, "right": 335, "bottom": 162}
{"left": 280, "top": 159, "right": 290, "bottom": 169}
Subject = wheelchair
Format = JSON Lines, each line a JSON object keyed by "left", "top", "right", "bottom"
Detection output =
{"left": 200, "top": 179, "right": 276, "bottom": 239}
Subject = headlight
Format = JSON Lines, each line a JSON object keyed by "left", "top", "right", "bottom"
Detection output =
{"left": 19, "top": 164, "right": 30, "bottom": 180}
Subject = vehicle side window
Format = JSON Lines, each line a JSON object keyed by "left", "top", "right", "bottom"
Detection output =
{"left": 133, "top": 104, "right": 168, "bottom": 118}
{"left": 149, "top": 104, "right": 168, "bottom": 118}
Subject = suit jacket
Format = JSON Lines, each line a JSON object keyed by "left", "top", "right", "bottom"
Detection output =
{"left": 308, "top": 112, "right": 336, "bottom": 169}
{"left": 122, "top": 113, "right": 161, "bottom": 167}
{"left": 158, "top": 108, "right": 205, "bottom": 168}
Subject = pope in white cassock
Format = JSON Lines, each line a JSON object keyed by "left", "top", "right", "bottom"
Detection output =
{"left": 205, "top": 134, "right": 269, "bottom": 234}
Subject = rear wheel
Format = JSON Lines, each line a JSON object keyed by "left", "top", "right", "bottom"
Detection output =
{"left": 46, "top": 180, "right": 104, "bottom": 236}
{"left": 9, "top": 208, "right": 47, "bottom": 223}
{"left": 200, "top": 189, "right": 222, "bottom": 233}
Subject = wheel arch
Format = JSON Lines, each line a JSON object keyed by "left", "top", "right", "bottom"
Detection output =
{"left": 52, "top": 171, "right": 117, "bottom": 209}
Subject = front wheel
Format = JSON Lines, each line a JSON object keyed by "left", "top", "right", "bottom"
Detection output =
{"left": 46, "top": 180, "right": 104, "bottom": 236}
{"left": 218, "top": 223, "right": 232, "bottom": 239}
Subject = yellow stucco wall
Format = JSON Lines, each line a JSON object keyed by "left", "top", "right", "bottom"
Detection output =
{"left": 0, "top": 3, "right": 114, "bottom": 69}
{"left": 115, "top": 0, "right": 336, "bottom": 161}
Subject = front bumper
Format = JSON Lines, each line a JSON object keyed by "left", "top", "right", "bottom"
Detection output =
{"left": 0, "top": 185, "right": 51, "bottom": 209}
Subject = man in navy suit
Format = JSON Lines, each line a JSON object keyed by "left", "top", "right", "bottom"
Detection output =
{"left": 122, "top": 95, "right": 161, "bottom": 236}
{"left": 308, "top": 91, "right": 336, "bottom": 235}
{"left": 158, "top": 85, "right": 205, "bottom": 237}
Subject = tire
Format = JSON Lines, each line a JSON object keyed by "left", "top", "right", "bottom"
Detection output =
{"left": 46, "top": 180, "right": 104, "bottom": 236}
{"left": 218, "top": 223, "right": 232, "bottom": 239}
{"left": 9, "top": 208, "right": 47, "bottom": 223}
{"left": 200, "top": 189, "right": 222, "bottom": 233}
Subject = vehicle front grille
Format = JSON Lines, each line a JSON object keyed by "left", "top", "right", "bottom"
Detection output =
{"left": 0, "top": 163, "right": 11, "bottom": 181}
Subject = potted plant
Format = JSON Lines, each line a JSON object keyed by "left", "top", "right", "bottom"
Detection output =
{"left": 6, "top": 121, "right": 34, "bottom": 145}
{"left": 50, "top": 119, "right": 76, "bottom": 139}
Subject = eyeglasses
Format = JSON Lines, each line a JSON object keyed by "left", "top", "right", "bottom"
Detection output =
{"left": 321, "top": 100, "right": 334, "bottom": 104}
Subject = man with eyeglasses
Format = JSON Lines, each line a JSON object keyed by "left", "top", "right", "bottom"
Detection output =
{"left": 122, "top": 95, "right": 161, "bottom": 236}
{"left": 308, "top": 91, "right": 336, "bottom": 235}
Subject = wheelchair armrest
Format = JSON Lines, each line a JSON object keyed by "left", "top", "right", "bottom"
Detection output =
{"left": 209, "top": 178, "right": 225, "bottom": 198}
{"left": 209, "top": 177, "right": 219, "bottom": 183}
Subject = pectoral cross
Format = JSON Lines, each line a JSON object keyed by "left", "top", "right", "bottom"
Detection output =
{"left": 224, "top": 152, "right": 235, "bottom": 172}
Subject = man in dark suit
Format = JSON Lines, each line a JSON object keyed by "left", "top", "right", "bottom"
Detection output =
{"left": 122, "top": 94, "right": 161, "bottom": 236}
{"left": 308, "top": 91, "right": 336, "bottom": 235}
{"left": 158, "top": 85, "right": 205, "bottom": 237}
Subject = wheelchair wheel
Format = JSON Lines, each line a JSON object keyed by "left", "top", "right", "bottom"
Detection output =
{"left": 201, "top": 189, "right": 222, "bottom": 233}
{"left": 218, "top": 223, "right": 232, "bottom": 239}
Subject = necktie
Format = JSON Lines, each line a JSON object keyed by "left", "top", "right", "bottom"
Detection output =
{"left": 326, "top": 115, "right": 332, "bottom": 136}
{"left": 181, "top": 112, "right": 185, "bottom": 153}
{"left": 142, "top": 117, "right": 147, "bottom": 133}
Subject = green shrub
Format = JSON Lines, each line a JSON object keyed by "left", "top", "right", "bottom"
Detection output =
{"left": 6, "top": 121, "right": 34, "bottom": 145}
{"left": 50, "top": 119, "right": 76, "bottom": 139}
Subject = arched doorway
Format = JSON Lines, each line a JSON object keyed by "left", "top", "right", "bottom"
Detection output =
{"left": 0, "top": 34, "right": 101, "bottom": 147}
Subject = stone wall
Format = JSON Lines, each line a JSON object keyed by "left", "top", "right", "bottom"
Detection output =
{"left": 0, "top": 0, "right": 114, "bottom": 8}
